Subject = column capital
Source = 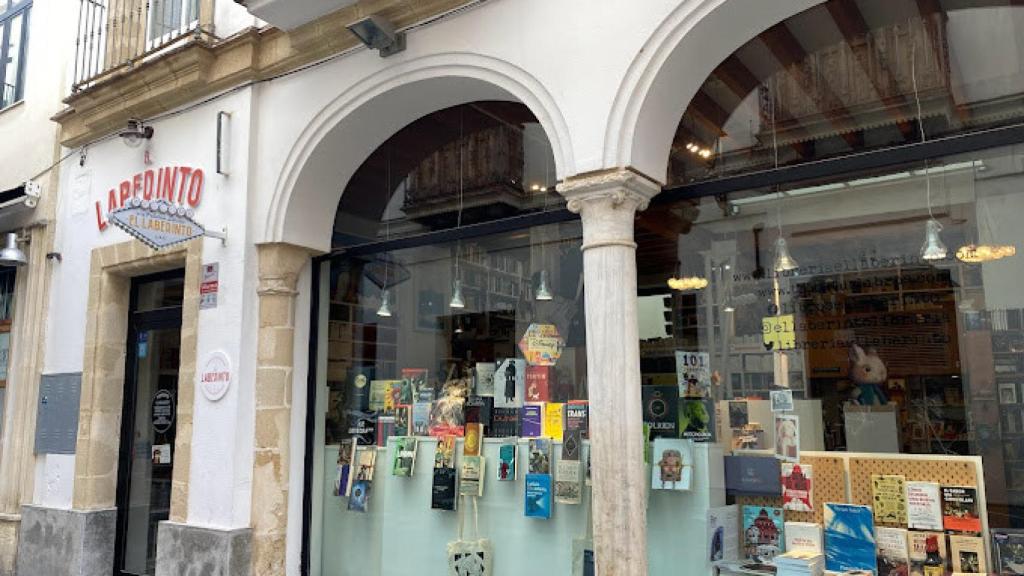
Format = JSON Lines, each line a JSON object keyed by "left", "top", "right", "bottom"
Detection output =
{"left": 557, "top": 168, "right": 661, "bottom": 214}
{"left": 256, "top": 242, "right": 314, "bottom": 296}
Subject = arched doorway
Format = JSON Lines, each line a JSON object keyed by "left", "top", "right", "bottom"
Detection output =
{"left": 636, "top": 0, "right": 1024, "bottom": 573}
{"left": 304, "top": 101, "right": 592, "bottom": 575}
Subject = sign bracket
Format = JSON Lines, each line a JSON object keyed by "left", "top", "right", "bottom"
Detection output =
{"left": 204, "top": 228, "right": 227, "bottom": 246}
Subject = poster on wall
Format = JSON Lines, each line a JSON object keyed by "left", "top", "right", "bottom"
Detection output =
{"left": 675, "top": 351, "right": 710, "bottom": 398}
{"left": 151, "top": 389, "right": 175, "bottom": 434}
{"left": 762, "top": 314, "right": 796, "bottom": 351}
{"left": 199, "top": 263, "right": 219, "bottom": 310}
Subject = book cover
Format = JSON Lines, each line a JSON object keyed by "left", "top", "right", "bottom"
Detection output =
{"left": 428, "top": 396, "right": 465, "bottom": 438}
{"left": 949, "top": 534, "right": 986, "bottom": 573}
{"left": 743, "top": 506, "right": 785, "bottom": 561}
{"left": 562, "top": 429, "right": 581, "bottom": 461}
{"left": 346, "top": 409, "right": 377, "bottom": 446}
{"left": 675, "top": 350, "right": 711, "bottom": 398}
{"left": 642, "top": 385, "right": 679, "bottom": 438}
{"left": 400, "top": 368, "right": 428, "bottom": 403}
{"left": 524, "top": 473, "right": 553, "bottom": 519}
{"left": 497, "top": 442, "right": 517, "bottom": 481}
{"left": 474, "top": 362, "right": 497, "bottom": 397}
{"left": 395, "top": 405, "right": 412, "bottom": 437}
{"left": 431, "top": 437, "right": 457, "bottom": 511}
{"left": 463, "top": 422, "right": 483, "bottom": 457}
{"left": 347, "top": 479, "right": 371, "bottom": 513}
{"left": 651, "top": 437, "right": 693, "bottom": 491}
{"left": 708, "top": 505, "right": 740, "bottom": 562}
{"left": 724, "top": 455, "right": 782, "bottom": 496}
{"left": 566, "top": 401, "right": 589, "bottom": 440}
{"left": 494, "top": 358, "right": 526, "bottom": 408}
{"left": 431, "top": 466, "right": 458, "bottom": 511}
{"left": 784, "top": 521, "right": 823, "bottom": 554}
{"left": 376, "top": 416, "right": 396, "bottom": 447}
{"left": 390, "top": 378, "right": 414, "bottom": 407}
{"left": 993, "top": 530, "right": 1024, "bottom": 575}
{"left": 459, "top": 455, "right": 485, "bottom": 498}
{"left": 521, "top": 404, "right": 543, "bottom": 438}
{"left": 942, "top": 486, "right": 981, "bottom": 534}
{"left": 368, "top": 379, "right": 390, "bottom": 412}
{"left": 872, "top": 474, "right": 908, "bottom": 525}
{"left": 774, "top": 414, "right": 799, "bottom": 462}
{"left": 434, "top": 435, "right": 456, "bottom": 469}
{"left": 544, "top": 403, "right": 564, "bottom": 439}
{"left": 491, "top": 407, "right": 520, "bottom": 437}
{"left": 781, "top": 462, "right": 813, "bottom": 512}
{"left": 555, "top": 459, "right": 582, "bottom": 504}
{"left": 333, "top": 440, "right": 355, "bottom": 497}
{"left": 908, "top": 531, "right": 948, "bottom": 576}
{"left": 392, "top": 437, "right": 418, "bottom": 477}
{"left": 464, "top": 395, "right": 493, "bottom": 430}
{"left": 525, "top": 365, "right": 551, "bottom": 402}
{"left": 876, "top": 527, "right": 910, "bottom": 576}
{"left": 906, "top": 481, "right": 944, "bottom": 531}
{"left": 824, "top": 503, "right": 876, "bottom": 573}
{"left": 729, "top": 401, "right": 750, "bottom": 428}
{"left": 353, "top": 446, "right": 377, "bottom": 483}
{"left": 528, "top": 438, "right": 552, "bottom": 475}
{"left": 347, "top": 366, "right": 374, "bottom": 410}
{"left": 411, "top": 402, "right": 431, "bottom": 436}
{"left": 680, "top": 397, "right": 716, "bottom": 442}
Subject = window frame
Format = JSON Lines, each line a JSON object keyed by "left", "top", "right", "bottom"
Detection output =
{"left": 0, "top": 0, "right": 30, "bottom": 110}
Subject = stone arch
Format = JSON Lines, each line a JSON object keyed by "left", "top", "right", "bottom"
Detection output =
{"left": 265, "top": 52, "right": 576, "bottom": 253}
{"left": 604, "top": 0, "right": 823, "bottom": 184}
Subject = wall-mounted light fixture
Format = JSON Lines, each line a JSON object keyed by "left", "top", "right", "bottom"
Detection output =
{"left": 347, "top": 15, "right": 406, "bottom": 57}
{"left": 119, "top": 119, "right": 154, "bottom": 149}
{"left": 0, "top": 233, "right": 28, "bottom": 267}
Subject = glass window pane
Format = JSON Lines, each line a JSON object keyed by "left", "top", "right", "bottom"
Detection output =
{"left": 2, "top": 12, "right": 24, "bottom": 108}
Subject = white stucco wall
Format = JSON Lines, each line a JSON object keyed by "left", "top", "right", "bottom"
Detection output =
{"left": 38, "top": 89, "right": 258, "bottom": 530}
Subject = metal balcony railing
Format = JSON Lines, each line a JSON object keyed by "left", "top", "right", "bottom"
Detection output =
{"left": 72, "top": 0, "right": 215, "bottom": 92}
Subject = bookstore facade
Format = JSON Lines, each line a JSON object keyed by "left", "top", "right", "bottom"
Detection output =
{"left": 305, "top": 1, "right": 1024, "bottom": 575}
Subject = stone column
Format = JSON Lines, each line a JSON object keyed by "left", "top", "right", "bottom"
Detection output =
{"left": 0, "top": 223, "right": 53, "bottom": 576}
{"left": 558, "top": 169, "right": 659, "bottom": 576}
{"left": 251, "top": 243, "right": 311, "bottom": 576}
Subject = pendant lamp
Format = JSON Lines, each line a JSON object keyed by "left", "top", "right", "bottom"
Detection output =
{"left": 920, "top": 218, "right": 948, "bottom": 261}
{"left": 535, "top": 270, "right": 553, "bottom": 301}
{"left": 376, "top": 288, "right": 393, "bottom": 317}
{"left": 773, "top": 236, "right": 799, "bottom": 273}
{"left": 449, "top": 279, "right": 465, "bottom": 309}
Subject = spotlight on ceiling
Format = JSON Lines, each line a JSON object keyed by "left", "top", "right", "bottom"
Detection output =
{"left": 119, "top": 118, "right": 153, "bottom": 149}
{"left": 347, "top": 15, "right": 406, "bottom": 57}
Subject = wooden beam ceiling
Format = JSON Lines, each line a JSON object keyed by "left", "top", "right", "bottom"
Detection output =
{"left": 915, "top": 0, "right": 971, "bottom": 126}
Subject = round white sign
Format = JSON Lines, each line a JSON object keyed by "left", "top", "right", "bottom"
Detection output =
{"left": 199, "top": 350, "right": 232, "bottom": 401}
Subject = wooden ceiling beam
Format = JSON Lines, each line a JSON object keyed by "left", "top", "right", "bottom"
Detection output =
{"left": 761, "top": 22, "right": 864, "bottom": 149}
{"left": 825, "top": 0, "right": 916, "bottom": 141}
{"left": 915, "top": 0, "right": 971, "bottom": 125}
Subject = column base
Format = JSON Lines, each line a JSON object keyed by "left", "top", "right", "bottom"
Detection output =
{"left": 0, "top": 514, "right": 20, "bottom": 576}
{"left": 156, "top": 522, "right": 251, "bottom": 576}
{"left": 15, "top": 505, "right": 115, "bottom": 576}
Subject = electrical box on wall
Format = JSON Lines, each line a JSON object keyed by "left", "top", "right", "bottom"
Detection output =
{"left": 34, "top": 373, "right": 82, "bottom": 454}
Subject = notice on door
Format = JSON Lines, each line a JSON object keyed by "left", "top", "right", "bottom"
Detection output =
{"left": 152, "top": 389, "right": 175, "bottom": 434}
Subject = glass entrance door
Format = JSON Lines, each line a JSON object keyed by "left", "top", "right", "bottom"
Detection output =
{"left": 114, "top": 271, "right": 184, "bottom": 576}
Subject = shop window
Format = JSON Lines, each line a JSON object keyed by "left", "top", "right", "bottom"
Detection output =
{"left": 644, "top": 0, "right": 1024, "bottom": 572}
{"left": 0, "top": 1, "right": 29, "bottom": 110}
{"left": 311, "top": 104, "right": 589, "bottom": 574}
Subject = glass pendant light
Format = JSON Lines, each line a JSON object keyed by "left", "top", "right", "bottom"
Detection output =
{"left": 450, "top": 108, "right": 467, "bottom": 309}
{"left": 535, "top": 270, "right": 553, "bottom": 301}
{"left": 921, "top": 218, "right": 948, "bottom": 261}
{"left": 376, "top": 288, "right": 393, "bottom": 317}
{"left": 773, "top": 237, "right": 799, "bottom": 272}
{"left": 449, "top": 279, "right": 465, "bottom": 308}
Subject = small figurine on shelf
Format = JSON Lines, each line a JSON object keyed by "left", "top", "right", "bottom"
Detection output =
{"left": 848, "top": 344, "right": 889, "bottom": 406}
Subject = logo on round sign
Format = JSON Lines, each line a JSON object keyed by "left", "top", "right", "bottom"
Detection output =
{"left": 199, "top": 350, "right": 232, "bottom": 401}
